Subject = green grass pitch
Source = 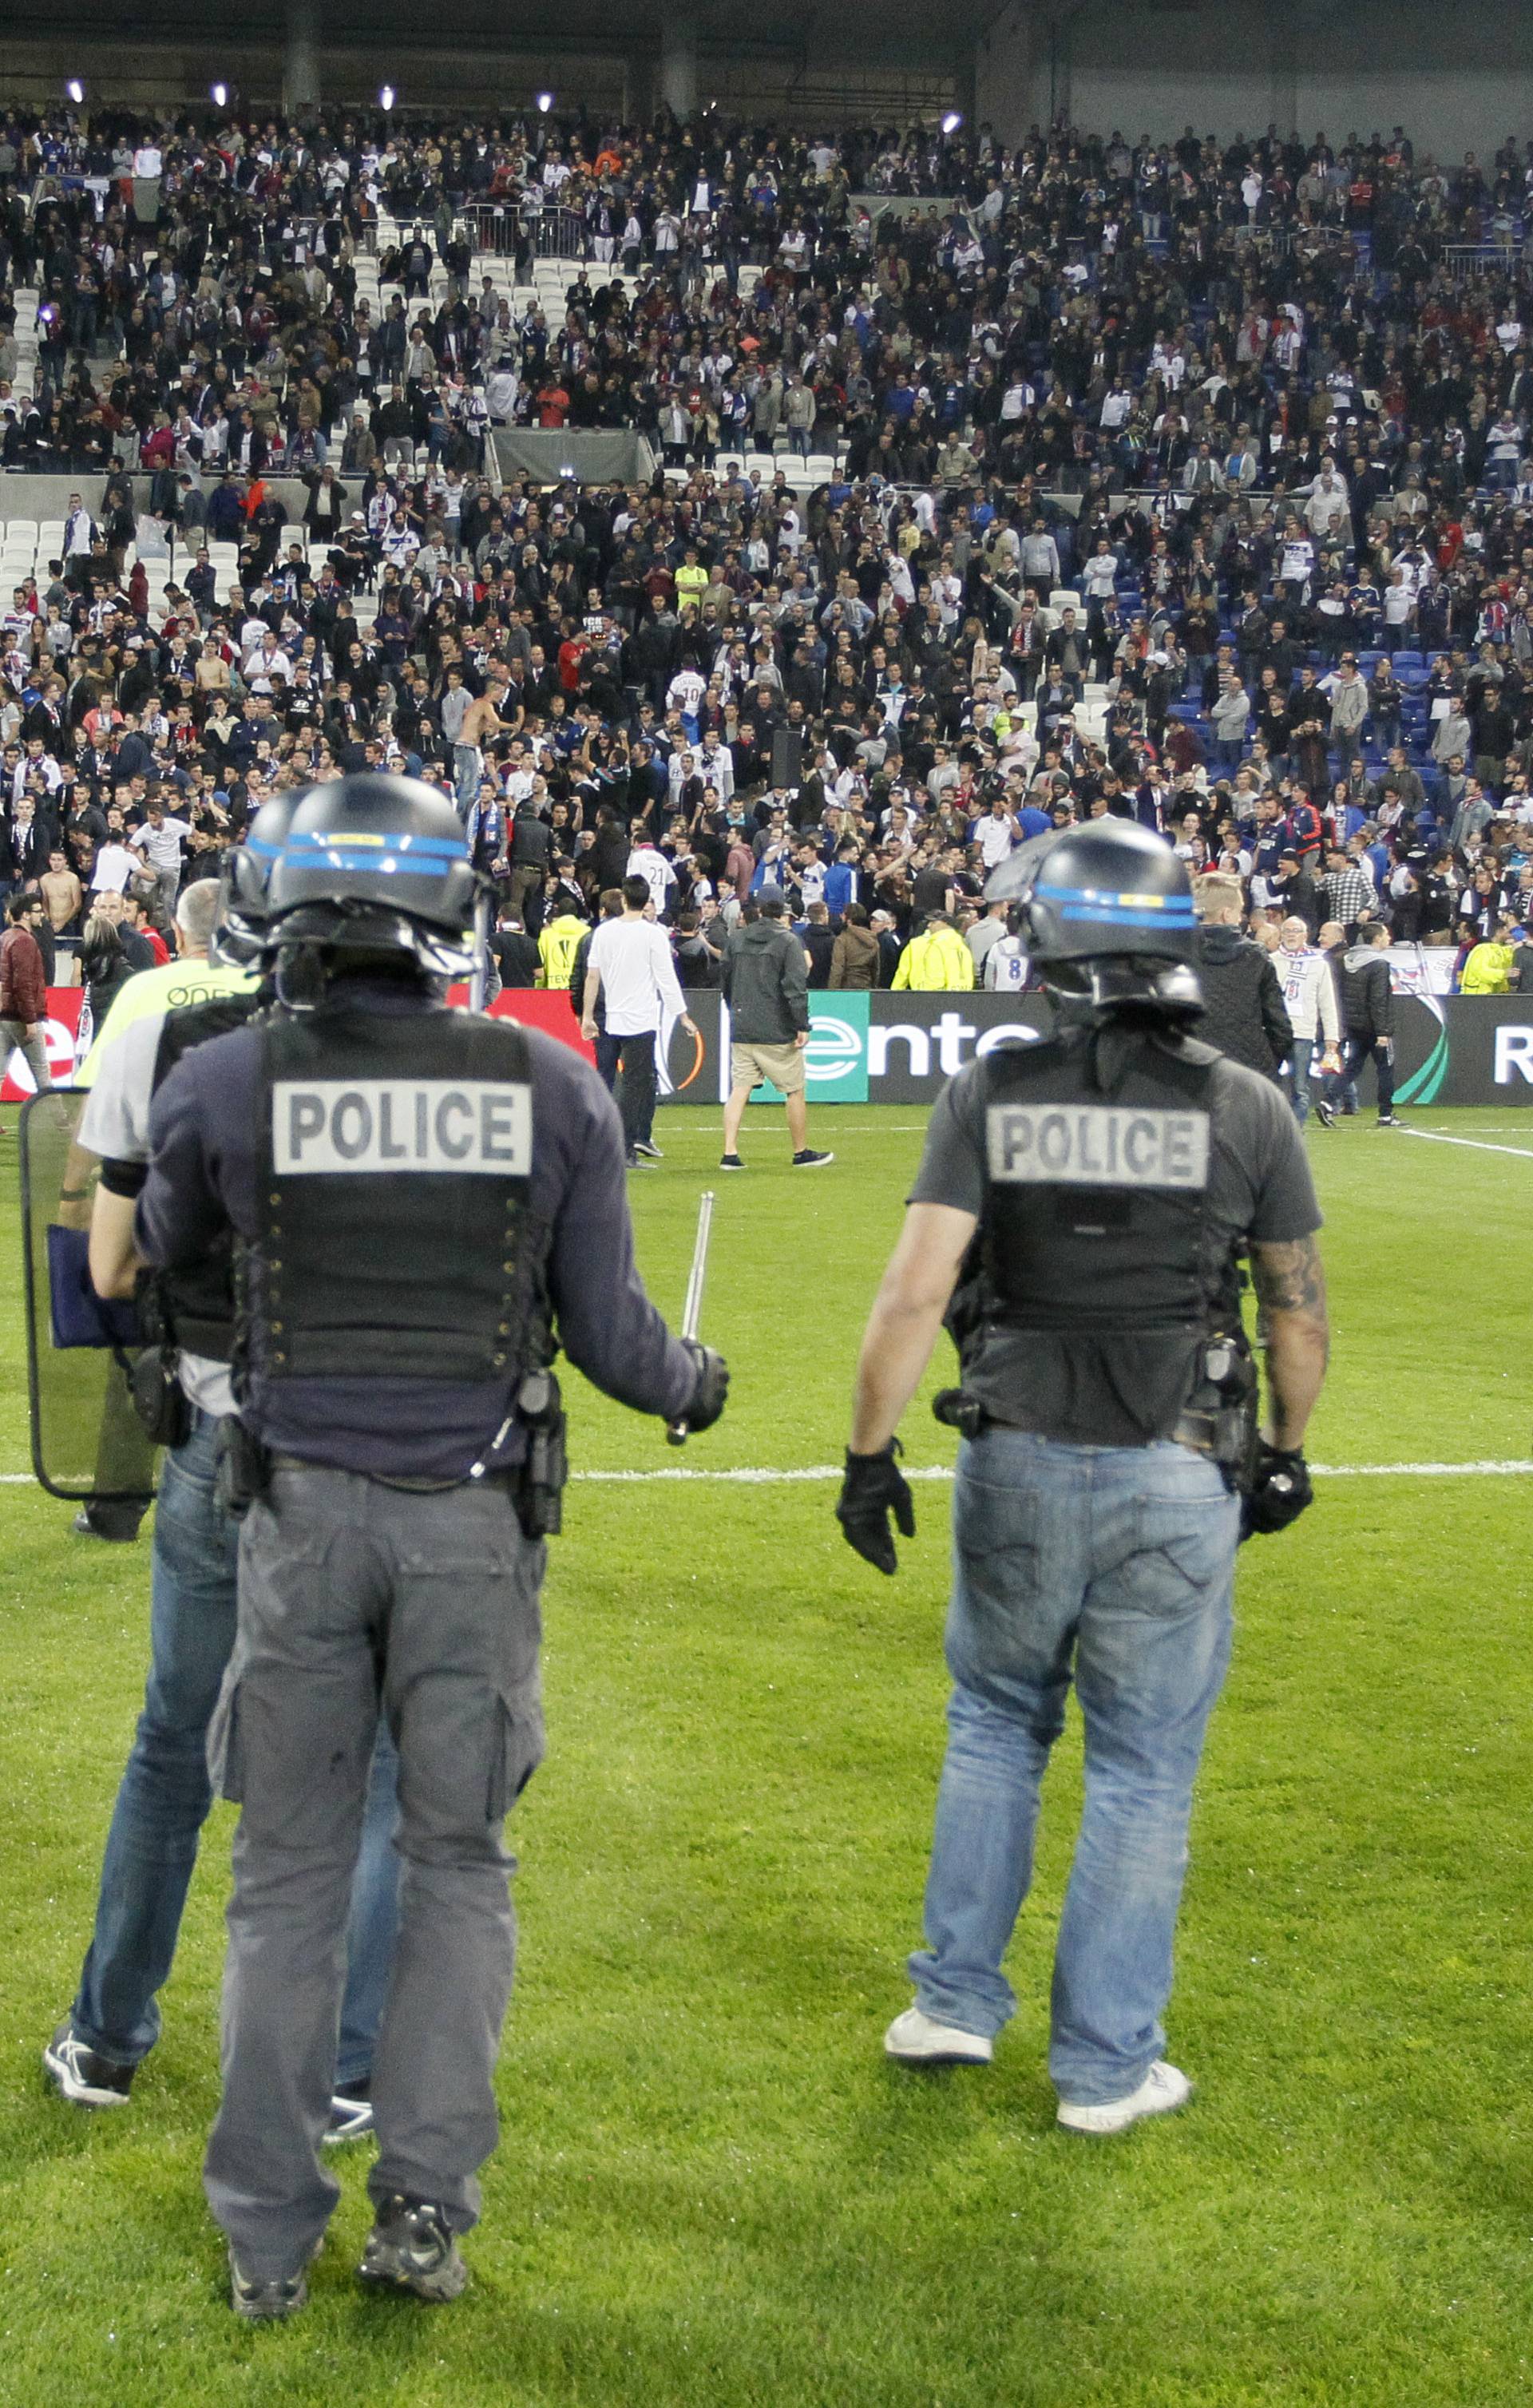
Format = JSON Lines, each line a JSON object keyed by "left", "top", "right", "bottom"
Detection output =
{"left": 0, "top": 1104, "right": 1530, "bottom": 2406}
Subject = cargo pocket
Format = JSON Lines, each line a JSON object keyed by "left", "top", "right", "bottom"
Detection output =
{"left": 206, "top": 1666, "right": 244, "bottom": 1804}
{"left": 487, "top": 1689, "right": 545, "bottom": 1824}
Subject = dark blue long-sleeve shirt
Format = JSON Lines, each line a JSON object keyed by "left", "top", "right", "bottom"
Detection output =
{"left": 136, "top": 991, "right": 696, "bottom": 1476}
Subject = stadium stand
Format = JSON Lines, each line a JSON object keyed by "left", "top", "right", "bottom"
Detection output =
{"left": 2, "top": 106, "right": 1533, "bottom": 1012}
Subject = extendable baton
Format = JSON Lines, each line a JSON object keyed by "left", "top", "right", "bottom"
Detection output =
{"left": 666, "top": 1189, "right": 715, "bottom": 1447}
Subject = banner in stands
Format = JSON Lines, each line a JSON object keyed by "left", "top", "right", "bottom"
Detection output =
{"left": 14, "top": 986, "right": 1533, "bottom": 1111}
{"left": 489, "top": 430, "right": 655, "bottom": 487}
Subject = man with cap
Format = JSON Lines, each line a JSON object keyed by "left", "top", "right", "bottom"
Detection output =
{"left": 46, "top": 831, "right": 402, "bottom": 2133}
{"left": 835, "top": 818, "right": 1329, "bottom": 2132}
{"left": 131, "top": 775, "right": 728, "bottom": 2315}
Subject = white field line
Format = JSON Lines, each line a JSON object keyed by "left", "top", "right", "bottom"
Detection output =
{"left": 5, "top": 1462, "right": 1531, "bottom": 1490}
{"left": 570, "top": 1461, "right": 1533, "bottom": 1482}
{"left": 1396, "top": 1127, "right": 1533, "bottom": 1161}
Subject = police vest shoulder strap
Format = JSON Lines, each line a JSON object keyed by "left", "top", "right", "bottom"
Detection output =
{"left": 976, "top": 1024, "right": 1083, "bottom": 1102}
{"left": 152, "top": 989, "right": 262, "bottom": 1095}
{"left": 261, "top": 1002, "right": 533, "bottom": 1087}
{"left": 451, "top": 1008, "right": 533, "bottom": 1086}
{"left": 1154, "top": 1029, "right": 1222, "bottom": 1073}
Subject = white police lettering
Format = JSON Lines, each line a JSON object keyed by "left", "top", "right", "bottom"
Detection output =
{"left": 273, "top": 1080, "right": 533, "bottom": 1174}
{"left": 986, "top": 1104, "right": 1210, "bottom": 1188}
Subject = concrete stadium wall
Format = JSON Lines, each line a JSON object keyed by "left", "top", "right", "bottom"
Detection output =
{"left": 977, "top": 0, "right": 1533, "bottom": 163}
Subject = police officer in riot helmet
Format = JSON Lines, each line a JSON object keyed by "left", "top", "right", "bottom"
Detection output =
{"left": 836, "top": 816, "right": 1328, "bottom": 2130}
{"left": 132, "top": 773, "right": 727, "bottom": 2317}
{"left": 45, "top": 798, "right": 404, "bottom": 2145}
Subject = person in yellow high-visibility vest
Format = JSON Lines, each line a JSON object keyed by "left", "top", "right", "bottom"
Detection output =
{"left": 1459, "top": 923, "right": 1515, "bottom": 995}
{"left": 537, "top": 907, "right": 591, "bottom": 989}
{"left": 891, "top": 914, "right": 977, "bottom": 992}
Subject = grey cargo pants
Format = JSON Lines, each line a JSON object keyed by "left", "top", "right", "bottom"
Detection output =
{"left": 203, "top": 1463, "right": 545, "bottom": 2282}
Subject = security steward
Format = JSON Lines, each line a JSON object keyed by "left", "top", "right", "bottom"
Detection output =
{"left": 835, "top": 818, "right": 1329, "bottom": 2133}
{"left": 133, "top": 774, "right": 727, "bottom": 2318}
{"left": 50, "top": 817, "right": 401, "bottom": 2145}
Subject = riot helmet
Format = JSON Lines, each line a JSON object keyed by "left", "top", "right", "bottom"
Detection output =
{"left": 211, "top": 790, "right": 307, "bottom": 966}
{"left": 267, "top": 772, "right": 480, "bottom": 980}
{"left": 984, "top": 818, "right": 1203, "bottom": 1017}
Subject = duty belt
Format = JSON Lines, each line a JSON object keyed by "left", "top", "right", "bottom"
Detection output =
{"left": 969, "top": 1408, "right": 1218, "bottom": 1456}
{"left": 267, "top": 1452, "right": 513, "bottom": 1492}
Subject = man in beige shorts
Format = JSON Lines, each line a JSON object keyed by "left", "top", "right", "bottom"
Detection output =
{"left": 719, "top": 890, "right": 834, "bottom": 1170}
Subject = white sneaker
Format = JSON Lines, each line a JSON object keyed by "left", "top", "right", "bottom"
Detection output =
{"left": 884, "top": 2006, "right": 993, "bottom": 2065}
{"left": 1056, "top": 2059, "right": 1192, "bottom": 2134}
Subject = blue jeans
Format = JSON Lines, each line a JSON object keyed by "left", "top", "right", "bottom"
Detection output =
{"left": 71, "top": 1411, "right": 401, "bottom": 2083}
{"left": 910, "top": 1428, "right": 1238, "bottom": 2105}
{"left": 1289, "top": 1036, "right": 1320, "bottom": 1125}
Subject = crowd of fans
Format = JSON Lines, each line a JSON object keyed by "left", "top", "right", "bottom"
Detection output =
{"left": 6, "top": 98, "right": 1533, "bottom": 1065}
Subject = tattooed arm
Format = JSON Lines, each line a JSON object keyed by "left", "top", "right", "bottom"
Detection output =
{"left": 1249, "top": 1234, "right": 1330, "bottom": 1451}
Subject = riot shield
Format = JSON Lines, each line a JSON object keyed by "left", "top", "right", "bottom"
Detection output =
{"left": 18, "top": 1089, "right": 158, "bottom": 1503}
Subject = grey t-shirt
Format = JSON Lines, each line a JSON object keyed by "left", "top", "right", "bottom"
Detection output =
{"left": 909, "top": 1034, "right": 1322, "bottom": 1444}
{"left": 910, "top": 1043, "right": 1321, "bottom": 1249}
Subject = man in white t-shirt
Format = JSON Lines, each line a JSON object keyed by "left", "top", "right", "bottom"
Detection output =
{"left": 972, "top": 798, "right": 1020, "bottom": 870}
{"left": 90, "top": 836, "right": 138, "bottom": 897}
{"left": 580, "top": 876, "right": 698, "bottom": 1164}
{"left": 627, "top": 840, "right": 677, "bottom": 918}
{"left": 129, "top": 798, "right": 192, "bottom": 913}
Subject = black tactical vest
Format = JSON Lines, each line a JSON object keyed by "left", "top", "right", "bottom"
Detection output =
{"left": 255, "top": 1004, "right": 542, "bottom": 1386}
{"left": 948, "top": 1022, "right": 1238, "bottom": 1447}
{"left": 149, "top": 991, "right": 262, "bottom": 1363}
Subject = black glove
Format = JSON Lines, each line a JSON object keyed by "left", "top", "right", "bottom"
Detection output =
{"left": 1240, "top": 1444, "right": 1314, "bottom": 1539}
{"left": 836, "top": 1440, "right": 916, "bottom": 1574}
{"left": 680, "top": 1339, "right": 728, "bottom": 1434}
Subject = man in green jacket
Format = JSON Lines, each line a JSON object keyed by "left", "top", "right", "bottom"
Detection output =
{"left": 719, "top": 892, "right": 834, "bottom": 1171}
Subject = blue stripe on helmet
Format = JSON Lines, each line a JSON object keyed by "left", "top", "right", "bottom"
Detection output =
{"left": 1037, "top": 881, "right": 1196, "bottom": 922}
{"left": 284, "top": 830, "right": 469, "bottom": 862}
{"left": 244, "top": 836, "right": 282, "bottom": 858}
{"left": 1056, "top": 902, "right": 1194, "bottom": 929}
{"left": 283, "top": 853, "right": 454, "bottom": 880}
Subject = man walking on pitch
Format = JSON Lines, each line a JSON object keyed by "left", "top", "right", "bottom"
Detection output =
{"left": 719, "top": 890, "right": 833, "bottom": 1170}
{"left": 580, "top": 875, "right": 698, "bottom": 1166}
